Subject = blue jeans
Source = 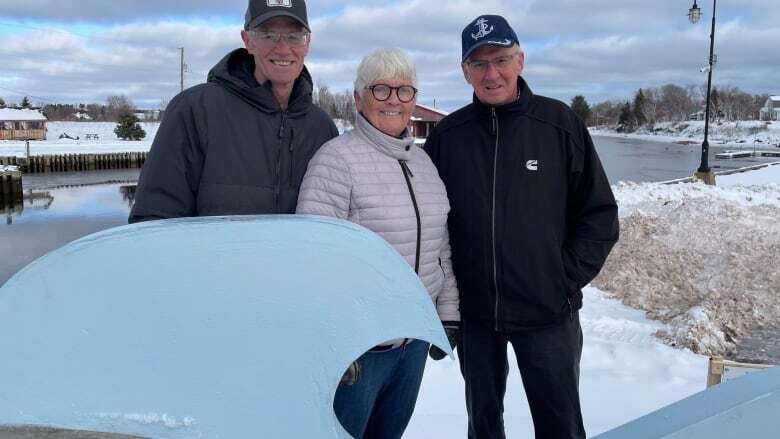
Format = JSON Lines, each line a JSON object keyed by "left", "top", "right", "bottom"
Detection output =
{"left": 334, "top": 339, "right": 429, "bottom": 439}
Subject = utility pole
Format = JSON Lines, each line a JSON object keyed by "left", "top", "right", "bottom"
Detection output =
{"left": 179, "top": 47, "right": 185, "bottom": 93}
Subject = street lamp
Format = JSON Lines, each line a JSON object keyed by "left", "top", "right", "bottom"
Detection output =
{"left": 689, "top": 0, "right": 717, "bottom": 185}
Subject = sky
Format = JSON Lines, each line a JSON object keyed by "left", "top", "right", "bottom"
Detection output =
{"left": 0, "top": 0, "right": 778, "bottom": 112}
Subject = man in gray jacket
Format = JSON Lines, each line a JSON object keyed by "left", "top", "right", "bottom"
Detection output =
{"left": 129, "top": 0, "right": 337, "bottom": 222}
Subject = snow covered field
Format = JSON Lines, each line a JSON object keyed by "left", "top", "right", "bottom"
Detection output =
{"left": 0, "top": 122, "right": 159, "bottom": 157}
{"left": 0, "top": 121, "right": 353, "bottom": 158}
{"left": 591, "top": 120, "right": 780, "bottom": 148}
{"left": 407, "top": 163, "right": 780, "bottom": 438}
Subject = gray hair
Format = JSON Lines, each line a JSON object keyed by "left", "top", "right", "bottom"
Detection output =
{"left": 354, "top": 48, "right": 417, "bottom": 96}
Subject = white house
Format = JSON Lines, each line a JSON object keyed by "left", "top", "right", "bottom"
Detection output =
{"left": 760, "top": 96, "right": 780, "bottom": 121}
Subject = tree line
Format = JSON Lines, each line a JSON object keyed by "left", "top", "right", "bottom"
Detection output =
{"left": 313, "top": 84, "right": 356, "bottom": 126}
{"left": 3, "top": 87, "right": 356, "bottom": 126}
{"left": 570, "top": 84, "right": 770, "bottom": 130}
{"left": 0, "top": 94, "right": 163, "bottom": 123}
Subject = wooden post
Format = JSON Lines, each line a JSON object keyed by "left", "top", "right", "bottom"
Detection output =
{"left": 706, "top": 357, "right": 724, "bottom": 388}
{"left": 0, "top": 166, "right": 23, "bottom": 207}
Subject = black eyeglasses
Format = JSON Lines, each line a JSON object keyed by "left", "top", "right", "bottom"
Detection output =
{"left": 365, "top": 84, "right": 418, "bottom": 103}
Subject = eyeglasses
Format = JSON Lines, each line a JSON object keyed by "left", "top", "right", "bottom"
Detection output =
{"left": 248, "top": 30, "right": 310, "bottom": 46}
{"left": 365, "top": 84, "right": 418, "bottom": 103}
{"left": 465, "top": 53, "right": 518, "bottom": 72}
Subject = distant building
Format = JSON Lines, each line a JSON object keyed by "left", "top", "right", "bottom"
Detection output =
{"left": 133, "top": 109, "right": 161, "bottom": 121}
{"left": 410, "top": 104, "right": 448, "bottom": 141}
{"left": 688, "top": 111, "right": 705, "bottom": 121}
{"left": 760, "top": 96, "right": 780, "bottom": 121}
{"left": 0, "top": 108, "right": 48, "bottom": 140}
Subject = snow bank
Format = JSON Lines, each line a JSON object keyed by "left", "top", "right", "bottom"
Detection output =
{"left": 0, "top": 122, "right": 159, "bottom": 157}
{"left": 593, "top": 165, "right": 780, "bottom": 357}
{"left": 407, "top": 287, "right": 707, "bottom": 437}
{"left": 591, "top": 120, "right": 780, "bottom": 148}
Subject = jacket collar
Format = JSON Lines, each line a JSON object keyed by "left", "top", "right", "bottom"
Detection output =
{"left": 354, "top": 113, "right": 415, "bottom": 161}
{"left": 207, "top": 48, "right": 314, "bottom": 117}
{"left": 472, "top": 76, "right": 534, "bottom": 116}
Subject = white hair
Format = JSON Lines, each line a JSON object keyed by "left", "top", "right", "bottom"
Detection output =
{"left": 354, "top": 48, "right": 417, "bottom": 96}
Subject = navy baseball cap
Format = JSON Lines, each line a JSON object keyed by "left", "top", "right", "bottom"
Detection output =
{"left": 244, "top": 0, "right": 310, "bottom": 32}
{"left": 461, "top": 15, "right": 519, "bottom": 62}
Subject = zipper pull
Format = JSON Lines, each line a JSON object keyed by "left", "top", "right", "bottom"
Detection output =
{"left": 491, "top": 107, "right": 497, "bottom": 135}
{"left": 567, "top": 298, "right": 574, "bottom": 322}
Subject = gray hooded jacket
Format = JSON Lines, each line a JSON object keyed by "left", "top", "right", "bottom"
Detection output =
{"left": 129, "top": 48, "right": 338, "bottom": 222}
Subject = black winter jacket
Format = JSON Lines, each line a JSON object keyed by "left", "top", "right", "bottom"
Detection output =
{"left": 129, "top": 49, "right": 338, "bottom": 222}
{"left": 425, "top": 77, "right": 619, "bottom": 330}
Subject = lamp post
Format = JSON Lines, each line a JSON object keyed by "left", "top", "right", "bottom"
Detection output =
{"left": 688, "top": 0, "right": 717, "bottom": 185}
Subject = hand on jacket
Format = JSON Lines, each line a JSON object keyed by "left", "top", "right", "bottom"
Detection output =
{"left": 339, "top": 361, "right": 361, "bottom": 386}
{"left": 429, "top": 322, "right": 460, "bottom": 361}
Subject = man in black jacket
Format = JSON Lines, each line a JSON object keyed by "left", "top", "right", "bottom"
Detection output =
{"left": 129, "top": 0, "right": 337, "bottom": 222}
{"left": 425, "top": 15, "right": 619, "bottom": 439}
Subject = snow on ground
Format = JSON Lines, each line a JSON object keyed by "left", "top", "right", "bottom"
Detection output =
{"left": 407, "top": 287, "right": 707, "bottom": 438}
{"left": 410, "top": 164, "right": 780, "bottom": 437}
{"left": 0, "top": 122, "right": 159, "bottom": 157}
{"left": 0, "top": 120, "right": 353, "bottom": 157}
{"left": 591, "top": 120, "right": 780, "bottom": 148}
{"left": 593, "top": 162, "right": 780, "bottom": 358}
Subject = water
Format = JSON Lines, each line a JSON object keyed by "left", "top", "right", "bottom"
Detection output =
{"left": 1, "top": 138, "right": 779, "bottom": 363}
{"left": 0, "top": 169, "right": 139, "bottom": 286}
{"left": 593, "top": 135, "right": 777, "bottom": 183}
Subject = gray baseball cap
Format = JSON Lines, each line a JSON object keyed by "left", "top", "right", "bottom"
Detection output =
{"left": 244, "top": 0, "right": 310, "bottom": 32}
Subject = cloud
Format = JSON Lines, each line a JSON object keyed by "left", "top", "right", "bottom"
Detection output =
{"left": 0, "top": 0, "right": 777, "bottom": 111}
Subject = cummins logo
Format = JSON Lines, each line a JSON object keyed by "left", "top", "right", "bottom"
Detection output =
{"left": 267, "top": 0, "right": 292, "bottom": 7}
{"left": 526, "top": 160, "right": 538, "bottom": 171}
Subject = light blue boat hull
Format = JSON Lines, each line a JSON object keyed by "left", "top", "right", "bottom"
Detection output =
{"left": 0, "top": 215, "right": 450, "bottom": 438}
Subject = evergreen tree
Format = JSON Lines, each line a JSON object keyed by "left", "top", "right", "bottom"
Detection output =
{"left": 0, "top": 97, "right": 5, "bottom": 108}
{"left": 633, "top": 88, "right": 647, "bottom": 126}
{"left": 618, "top": 102, "right": 635, "bottom": 131}
{"left": 114, "top": 113, "right": 146, "bottom": 140}
{"left": 570, "top": 95, "right": 592, "bottom": 125}
{"left": 20, "top": 96, "right": 31, "bottom": 108}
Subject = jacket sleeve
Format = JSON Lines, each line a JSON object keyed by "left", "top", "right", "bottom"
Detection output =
{"left": 423, "top": 127, "right": 442, "bottom": 169}
{"left": 129, "top": 93, "right": 205, "bottom": 223}
{"left": 295, "top": 144, "right": 352, "bottom": 219}
{"left": 562, "top": 121, "right": 620, "bottom": 289}
{"left": 436, "top": 227, "right": 460, "bottom": 323}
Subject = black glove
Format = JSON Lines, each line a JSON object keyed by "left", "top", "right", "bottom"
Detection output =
{"left": 429, "top": 322, "right": 460, "bottom": 361}
{"left": 339, "top": 361, "right": 361, "bottom": 386}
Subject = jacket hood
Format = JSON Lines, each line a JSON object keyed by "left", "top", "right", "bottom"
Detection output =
{"left": 472, "top": 76, "right": 534, "bottom": 116}
{"left": 207, "top": 48, "right": 314, "bottom": 116}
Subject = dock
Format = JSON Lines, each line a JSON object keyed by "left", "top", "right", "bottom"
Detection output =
{"left": 0, "top": 165, "right": 23, "bottom": 207}
{"left": 715, "top": 150, "right": 753, "bottom": 159}
{"left": 715, "top": 150, "right": 780, "bottom": 159}
{"left": 0, "top": 152, "right": 147, "bottom": 174}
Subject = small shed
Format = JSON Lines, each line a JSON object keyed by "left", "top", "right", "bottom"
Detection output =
{"left": 410, "top": 104, "right": 448, "bottom": 140}
{"left": 0, "top": 109, "right": 48, "bottom": 140}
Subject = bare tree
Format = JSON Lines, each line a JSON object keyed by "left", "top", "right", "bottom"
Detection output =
{"left": 105, "top": 95, "right": 135, "bottom": 122}
{"left": 658, "top": 84, "right": 696, "bottom": 122}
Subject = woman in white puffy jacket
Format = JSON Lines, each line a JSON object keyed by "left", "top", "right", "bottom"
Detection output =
{"left": 295, "top": 47, "right": 459, "bottom": 439}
